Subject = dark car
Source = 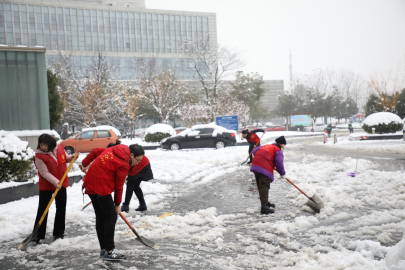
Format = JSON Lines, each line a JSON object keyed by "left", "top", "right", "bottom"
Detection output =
{"left": 160, "top": 127, "right": 236, "bottom": 150}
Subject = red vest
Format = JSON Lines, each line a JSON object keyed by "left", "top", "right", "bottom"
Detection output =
{"left": 247, "top": 133, "right": 260, "bottom": 145}
{"left": 35, "top": 144, "right": 68, "bottom": 191}
{"left": 128, "top": 156, "right": 150, "bottom": 176}
{"left": 250, "top": 144, "right": 280, "bottom": 179}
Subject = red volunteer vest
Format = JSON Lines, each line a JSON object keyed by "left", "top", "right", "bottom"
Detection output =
{"left": 35, "top": 144, "right": 68, "bottom": 191}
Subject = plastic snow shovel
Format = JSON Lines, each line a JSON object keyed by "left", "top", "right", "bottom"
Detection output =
{"left": 118, "top": 212, "right": 156, "bottom": 249}
{"left": 18, "top": 153, "right": 79, "bottom": 250}
{"left": 284, "top": 177, "right": 324, "bottom": 213}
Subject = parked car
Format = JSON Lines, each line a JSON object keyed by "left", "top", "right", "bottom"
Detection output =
{"left": 174, "top": 126, "right": 187, "bottom": 134}
{"left": 60, "top": 126, "right": 120, "bottom": 154}
{"left": 160, "top": 125, "right": 236, "bottom": 150}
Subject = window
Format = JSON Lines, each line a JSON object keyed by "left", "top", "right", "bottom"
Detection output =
{"left": 196, "top": 128, "right": 214, "bottom": 135}
{"left": 80, "top": 131, "right": 94, "bottom": 139}
{"left": 97, "top": 130, "right": 111, "bottom": 138}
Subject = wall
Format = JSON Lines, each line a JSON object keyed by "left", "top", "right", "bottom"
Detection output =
{"left": 0, "top": 46, "right": 50, "bottom": 131}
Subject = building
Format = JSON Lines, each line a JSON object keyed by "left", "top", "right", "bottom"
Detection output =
{"left": 260, "top": 80, "right": 284, "bottom": 113}
{"left": 0, "top": 46, "right": 50, "bottom": 130}
{"left": 0, "top": 0, "right": 217, "bottom": 80}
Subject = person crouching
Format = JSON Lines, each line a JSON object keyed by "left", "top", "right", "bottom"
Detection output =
{"left": 121, "top": 145, "right": 154, "bottom": 213}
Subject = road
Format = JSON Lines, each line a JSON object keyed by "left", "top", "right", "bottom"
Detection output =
{"left": 0, "top": 136, "right": 403, "bottom": 269}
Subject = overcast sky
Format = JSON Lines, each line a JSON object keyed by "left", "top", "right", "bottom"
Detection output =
{"left": 147, "top": 0, "right": 405, "bottom": 86}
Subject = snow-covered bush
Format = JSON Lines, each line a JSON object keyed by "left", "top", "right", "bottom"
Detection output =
{"left": 362, "top": 112, "right": 403, "bottom": 134}
{"left": 0, "top": 131, "right": 35, "bottom": 182}
{"left": 144, "top": 124, "right": 175, "bottom": 143}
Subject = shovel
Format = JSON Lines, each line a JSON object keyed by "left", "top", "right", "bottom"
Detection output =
{"left": 284, "top": 177, "right": 324, "bottom": 213}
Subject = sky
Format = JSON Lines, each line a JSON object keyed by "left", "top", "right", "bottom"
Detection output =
{"left": 146, "top": 0, "right": 405, "bottom": 87}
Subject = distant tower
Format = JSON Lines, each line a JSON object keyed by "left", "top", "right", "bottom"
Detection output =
{"left": 289, "top": 50, "right": 294, "bottom": 92}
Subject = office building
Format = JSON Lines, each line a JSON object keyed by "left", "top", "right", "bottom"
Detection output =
{"left": 0, "top": 0, "right": 217, "bottom": 80}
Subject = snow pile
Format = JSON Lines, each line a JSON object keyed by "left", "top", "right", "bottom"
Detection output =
{"left": 0, "top": 130, "right": 34, "bottom": 160}
{"left": 363, "top": 112, "right": 402, "bottom": 126}
{"left": 82, "top": 125, "right": 121, "bottom": 137}
{"left": 145, "top": 123, "right": 176, "bottom": 136}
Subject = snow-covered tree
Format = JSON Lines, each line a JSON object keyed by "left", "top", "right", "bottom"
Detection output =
{"left": 138, "top": 71, "right": 192, "bottom": 123}
{"left": 51, "top": 53, "right": 133, "bottom": 130}
{"left": 179, "top": 89, "right": 249, "bottom": 126}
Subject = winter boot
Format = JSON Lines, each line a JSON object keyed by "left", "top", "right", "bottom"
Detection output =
{"left": 102, "top": 249, "right": 125, "bottom": 261}
{"left": 266, "top": 202, "right": 276, "bottom": 208}
{"left": 260, "top": 205, "right": 275, "bottom": 215}
{"left": 135, "top": 204, "right": 147, "bottom": 212}
{"left": 121, "top": 204, "right": 129, "bottom": 213}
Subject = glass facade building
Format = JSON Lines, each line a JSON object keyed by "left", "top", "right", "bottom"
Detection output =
{"left": 0, "top": 0, "right": 217, "bottom": 80}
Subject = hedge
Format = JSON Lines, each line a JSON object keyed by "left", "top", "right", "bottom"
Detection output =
{"left": 144, "top": 132, "right": 171, "bottom": 143}
{"left": 362, "top": 122, "right": 403, "bottom": 134}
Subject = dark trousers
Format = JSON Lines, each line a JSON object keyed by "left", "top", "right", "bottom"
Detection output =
{"left": 254, "top": 173, "right": 272, "bottom": 207}
{"left": 248, "top": 143, "right": 260, "bottom": 163}
{"left": 123, "top": 178, "right": 146, "bottom": 207}
{"left": 33, "top": 187, "right": 67, "bottom": 239}
{"left": 89, "top": 194, "right": 117, "bottom": 251}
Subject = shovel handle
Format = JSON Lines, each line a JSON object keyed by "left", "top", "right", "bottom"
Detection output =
{"left": 284, "top": 177, "right": 312, "bottom": 200}
{"left": 119, "top": 212, "right": 142, "bottom": 239}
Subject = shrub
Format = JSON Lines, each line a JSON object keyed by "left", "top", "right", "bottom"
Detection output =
{"left": 362, "top": 122, "right": 403, "bottom": 134}
{"left": 144, "top": 132, "right": 171, "bottom": 143}
{"left": 0, "top": 132, "right": 35, "bottom": 183}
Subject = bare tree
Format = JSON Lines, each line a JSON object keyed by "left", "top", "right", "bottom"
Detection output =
{"left": 185, "top": 39, "right": 243, "bottom": 120}
{"left": 369, "top": 80, "right": 400, "bottom": 112}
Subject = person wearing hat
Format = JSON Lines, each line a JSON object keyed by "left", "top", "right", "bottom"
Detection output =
{"left": 241, "top": 128, "right": 265, "bottom": 164}
{"left": 250, "top": 136, "right": 287, "bottom": 214}
{"left": 121, "top": 145, "right": 154, "bottom": 213}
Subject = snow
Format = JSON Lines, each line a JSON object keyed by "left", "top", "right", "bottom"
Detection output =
{"left": 323, "top": 134, "right": 405, "bottom": 155}
{"left": 6, "top": 129, "right": 60, "bottom": 139}
{"left": 0, "top": 130, "right": 34, "bottom": 160}
{"left": 192, "top": 122, "right": 236, "bottom": 136}
{"left": 363, "top": 112, "right": 403, "bottom": 126}
{"left": 120, "top": 138, "right": 159, "bottom": 147}
{"left": 260, "top": 131, "right": 323, "bottom": 144}
{"left": 145, "top": 123, "right": 176, "bottom": 136}
{"left": 0, "top": 135, "right": 405, "bottom": 268}
{"left": 82, "top": 125, "right": 121, "bottom": 137}
{"left": 385, "top": 234, "right": 405, "bottom": 269}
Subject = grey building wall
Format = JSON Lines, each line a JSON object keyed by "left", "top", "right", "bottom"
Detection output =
{"left": 0, "top": 0, "right": 217, "bottom": 80}
{"left": 260, "top": 80, "right": 284, "bottom": 114}
{"left": 0, "top": 46, "right": 50, "bottom": 130}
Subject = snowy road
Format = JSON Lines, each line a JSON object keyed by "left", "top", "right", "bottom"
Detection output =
{"left": 1, "top": 139, "right": 405, "bottom": 269}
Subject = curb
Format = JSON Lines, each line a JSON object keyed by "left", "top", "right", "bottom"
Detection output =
{"left": 0, "top": 175, "right": 82, "bottom": 204}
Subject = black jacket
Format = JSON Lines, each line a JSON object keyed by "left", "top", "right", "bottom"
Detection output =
{"left": 127, "top": 164, "right": 154, "bottom": 182}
